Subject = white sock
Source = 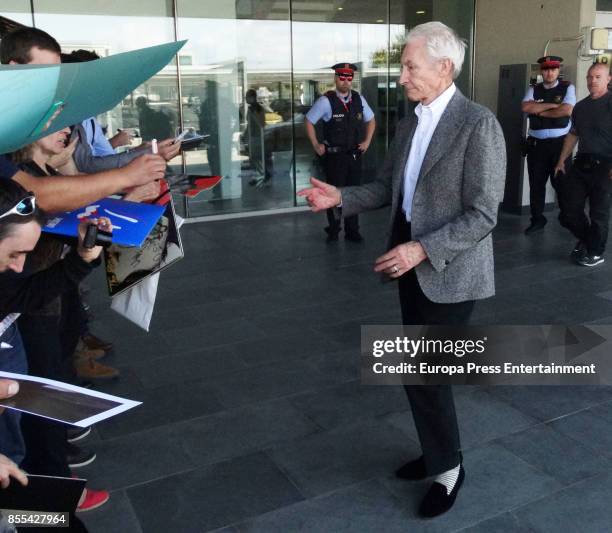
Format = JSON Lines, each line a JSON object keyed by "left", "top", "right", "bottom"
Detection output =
{"left": 434, "top": 464, "right": 460, "bottom": 495}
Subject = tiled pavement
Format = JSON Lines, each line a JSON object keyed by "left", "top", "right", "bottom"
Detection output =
{"left": 79, "top": 207, "right": 612, "bottom": 532}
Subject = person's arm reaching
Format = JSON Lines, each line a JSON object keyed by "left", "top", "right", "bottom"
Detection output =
{"left": 12, "top": 154, "right": 166, "bottom": 212}
{"left": 109, "top": 129, "right": 131, "bottom": 149}
{"left": 297, "top": 177, "right": 341, "bottom": 210}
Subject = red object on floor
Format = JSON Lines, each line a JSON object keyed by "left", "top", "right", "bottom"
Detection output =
{"left": 185, "top": 176, "right": 223, "bottom": 197}
{"left": 194, "top": 176, "right": 222, "bottom": 189}
{"left": 76, "top": 488, "right": 110, "bottom": 512}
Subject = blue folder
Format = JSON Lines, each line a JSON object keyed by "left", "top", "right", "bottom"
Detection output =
{"left": 42, "top": 198, "right": 165, "bottom": 247}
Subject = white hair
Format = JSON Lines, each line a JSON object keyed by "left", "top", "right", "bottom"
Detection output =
{"left": 405, "top": 21, "right": 467, "bottom": 80}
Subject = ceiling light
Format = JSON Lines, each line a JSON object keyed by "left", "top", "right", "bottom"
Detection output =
{"left": 376, "top": 19, "right": 384, "bottom": 23}
{"left": 416, "top": 10, "right": 426, "bottom": 14}
{"left": 338, "top": 6, "right": 343, "bottom": 10}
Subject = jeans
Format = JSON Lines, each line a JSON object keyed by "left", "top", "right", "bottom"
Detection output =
{"left": 0, "top": 323, "right": 27, "bottom": 464}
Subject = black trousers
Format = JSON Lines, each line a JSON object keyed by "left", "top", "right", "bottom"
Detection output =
{"left": 19, "top": 314, "right": 71, "bottom": 478}
{"left": 395, "top": 214, "right": 474, "bottom": 476}
{"left": 526, "top": 136, "right": 565, "bottom": 222}
{"left": 556, "top": 161, "right": 612, "bottom": 256}
{"left": 19, "top": 287, "right": 83, "bottom": 477}
{"left": 322, "top": 151, "right": 361, "bottom": 235}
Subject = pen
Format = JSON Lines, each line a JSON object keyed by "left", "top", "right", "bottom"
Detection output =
{"left": 174, "top": 130, "right": 188, "bottom": 144}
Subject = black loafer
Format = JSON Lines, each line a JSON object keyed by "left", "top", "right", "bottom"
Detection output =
{"left": 418, "top": 465, "right": 465, "bottom": 518}
{"left": 395, "top": 455, "right": 427, "bottom": 480}
{"left": 345, "top": 232, "right": 364, "bottom": 242}
{"left": 326, "top": 231, "right": 339, "bottom": 243}
{"left": 324, "top": 226, "right": 340, "bottom": 242}
{"left": 524, "top": 220, "right": 546, "bottom": 235}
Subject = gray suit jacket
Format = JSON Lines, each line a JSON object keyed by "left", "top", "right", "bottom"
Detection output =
{"left": 341, "top": 89, "right": 507, "bottom": 303}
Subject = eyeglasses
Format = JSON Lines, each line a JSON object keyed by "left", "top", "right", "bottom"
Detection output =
{"left": 336, "top": 75, "right": 353, "bottom": 81}
{"left": 0, "top": 196, "right": 36, "bottom": 221}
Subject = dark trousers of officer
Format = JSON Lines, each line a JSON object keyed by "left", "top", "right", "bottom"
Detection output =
{"left": 526, "top": 136, "right": 565, "bottom": 223}
{"left": 322, "top": 151, "right": 361, "bottom": 236}
{"left": 393, "top": 211, "right": 473, "bottom": 475}
{"left": 556, "top": 158, "right": 612, "bottom": 256}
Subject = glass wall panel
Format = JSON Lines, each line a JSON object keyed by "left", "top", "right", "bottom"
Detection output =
{"left": 176, "top": 0, "right": 293, "bottom": 217}
{"left": 597, "top": 0, "right": 612, "bottom": 11}
{"left": 1, "top": 0, "right": 474, "bottom": 219}
{"left": 1, "top": 1, "right": 33, "bottom": 27}
{"left": 292, "top": 0, "right": 391, "bottom": 206}
{"left": 26, "top": 0, "right": 183, "bottom": 211}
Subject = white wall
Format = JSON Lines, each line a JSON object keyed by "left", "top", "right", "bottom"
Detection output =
{"left": 474, "top": 0, "right": 597, "bottom": 112}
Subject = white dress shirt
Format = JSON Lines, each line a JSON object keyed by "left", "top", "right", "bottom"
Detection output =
{"left": 402, "top": 83, "right": 456, "bottom": 221}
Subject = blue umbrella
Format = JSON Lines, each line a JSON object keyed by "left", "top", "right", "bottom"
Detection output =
{"left": 0, "top": 40, "right": 186, "bottom": 153}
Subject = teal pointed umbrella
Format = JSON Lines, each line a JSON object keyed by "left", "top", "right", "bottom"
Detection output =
{"left": 0, "top": 40, "right": 186, "bottom": 154}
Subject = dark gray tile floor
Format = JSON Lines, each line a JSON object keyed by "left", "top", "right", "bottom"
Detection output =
{"left": 78, "top": 207, "right": 612, "bottom": 532}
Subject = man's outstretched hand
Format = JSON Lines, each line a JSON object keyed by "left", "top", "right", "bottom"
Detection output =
{"left": 297, "top": 177, "right": 341, "bottom": 212}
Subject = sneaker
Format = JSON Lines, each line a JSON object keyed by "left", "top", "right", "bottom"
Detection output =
{"left": 67, "top": 443, "right": 96, "bottom": 468}
{"left": 73, "top": 339, "right": 106, "bottom": 361}
{"left": 570, "top": 241, "right": 586, "bottom": 263}
{"left": 76, "top": 488, "right": 109, "bottom": 512}
{"left": 82, "top": 333, "right": 113, "bottom": 352}
{"left": 67, "top": 426, "right": 91, "bottom": 443}
{"left": 75, "top": 359, "right": 120, "bottom": 380}
{"left": 577, "top": 254, "right": 605, "bottom": 267}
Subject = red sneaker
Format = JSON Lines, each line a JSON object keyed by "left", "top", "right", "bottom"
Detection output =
{"left": 76, "top": 488, "right": 109, "bottom": 512}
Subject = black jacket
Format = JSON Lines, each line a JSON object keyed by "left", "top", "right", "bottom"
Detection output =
{"left": 0, "top": 250, "right": 95, "bottom": 319}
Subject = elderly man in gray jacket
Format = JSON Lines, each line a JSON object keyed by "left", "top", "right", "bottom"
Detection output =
{"left": 299, "top": 21, "right": 506, "bottom": 518}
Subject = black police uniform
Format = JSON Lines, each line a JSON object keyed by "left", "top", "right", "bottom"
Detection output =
{"left": 526, "top": 79, "right": 572, "bottom": 230}
{"left": 321, "top": 89, "right": 366, "bottom": 238}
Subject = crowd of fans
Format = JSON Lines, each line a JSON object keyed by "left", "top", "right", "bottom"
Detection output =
{"left": 0, "top": 26, "right": 183, "bottom": 530}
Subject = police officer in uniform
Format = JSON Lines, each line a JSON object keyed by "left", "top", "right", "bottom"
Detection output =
{"left": 521, "top": 55, "right": 576, "bottom": 234}
{"left": 305, "top": 63, "right": 376, "bottom": 242}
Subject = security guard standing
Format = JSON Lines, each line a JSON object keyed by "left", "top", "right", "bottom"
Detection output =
{"left": 521, "top": 55, "right": 576, "bottom": 234}
{"left": 305, "top": 63, "right": 376, "bottom": 242}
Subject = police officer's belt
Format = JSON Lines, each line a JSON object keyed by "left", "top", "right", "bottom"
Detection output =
{"left": 527, "top": 135, "right": 566, "bottom": 144}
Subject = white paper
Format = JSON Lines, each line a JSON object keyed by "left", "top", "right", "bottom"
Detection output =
{"left": 110, "top": 271, "right": 160, "bottom": 331}
{"left": 0, "top": 371, "right": 141, "bottom": 427}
